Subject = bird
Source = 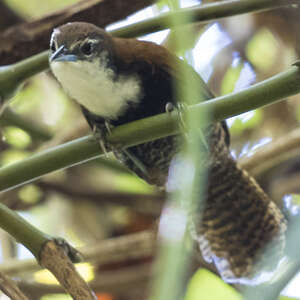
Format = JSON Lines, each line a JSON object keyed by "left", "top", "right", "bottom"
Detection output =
{"left": 49, "top": 22, "right": 286, "bottom": 283}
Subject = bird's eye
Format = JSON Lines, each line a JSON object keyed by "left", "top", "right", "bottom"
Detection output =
{"left": 81, "top": 42, "right": 93, "bottom": 56}
{"left": 50, "top": 42, "right": 56, "bottom": 52}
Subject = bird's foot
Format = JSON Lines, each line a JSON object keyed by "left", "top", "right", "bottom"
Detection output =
{"left": 166, "top": 102, "right": 209, "bottom": 150}
{"left": 165, "top": 102, "right": 188, "bottom": 135}
{"left": 92, "top": 121, "right": 116, "bottom": 157}
{"left": 92, "top": 122, "right": 148, "bottom": 176}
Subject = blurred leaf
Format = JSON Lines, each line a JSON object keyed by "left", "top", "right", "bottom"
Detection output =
{"left": 2, "top": 126, "right": 32, "bottom": 149}
{"left": 280, "top": 297, "right": 300, "bottom": 300}
{"left": 18, "top": 184, "right": 42, "bottom": 204}
{"left": 41, "top": 294, "right": 71, "bottom": 300}
{"left": 11, "top": 75, "right": 70, "bottom": 128}
{"left": 184, "top": 269, "right": 242, "bottom": 300}
{"left": 0, "top": 149, "right": 30, "bottom": 166}
{"left": 246, "top": 28, "right": 278, "bottom": 71}
{"left": 156, "top": 0, "right": 170, "bottom": 10}
{"left": 116, "top": 173, "right": 155, "bottom": 194}
{"left": 221, "top": 63, "right": 243, "bottom": 95}
{"left": 290, "top": 194, "right": 300, "bottom": 207}
{"left": 229, "top": 110, "right": 262, "bottom": 135}
{"left": 4, "top": 0, "right": 80, "bottom": 19}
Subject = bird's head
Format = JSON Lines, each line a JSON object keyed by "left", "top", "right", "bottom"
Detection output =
{"left": 49, "top": 22, "right": 141, "bottom": 119}
{"left": 49, "top": 22, "right": 114, "bottom": 65}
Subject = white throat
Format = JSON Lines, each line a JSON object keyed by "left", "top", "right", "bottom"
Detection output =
{"left": 50, "top": 55, "right": 141, "bottom": 119}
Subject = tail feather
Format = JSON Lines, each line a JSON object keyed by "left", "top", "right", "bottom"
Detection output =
{"left": 194, "top": 123, "right": 287, "bottom": 283}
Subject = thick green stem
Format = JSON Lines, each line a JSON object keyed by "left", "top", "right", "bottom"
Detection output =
{"left": 111, "top": 0, "right": 297, "bottom": 38}
{"left": 0, "top": 136, "right": 101, "bottom": 192}
{"left": 0, "top": 56, "right": 299, "bottom": 195}
{"left": 0, "top": 51, "right": 48, "bottom": 102}
{"left": 0, "top": 0, "right": 296, "bottom": 105}
{"left": 202, "top": 62, "right": 300, "bottom": 122}
{"left": 148, "top": 9, "right": 209, "bottom": 299}
{"left": 0, "top": 202, "right": 50, "bottom": 258}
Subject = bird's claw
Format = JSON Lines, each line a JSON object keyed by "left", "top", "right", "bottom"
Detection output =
{"left": 92, "top": 122, "right": 148, "bottom": 175}
{"left": 92, "top": 122, "right": 115, "bottom": 157}
{"left": 165, "top": 102, "right": 188, "bottom": 135}
{"left": 167, "top": 102, "right": 209, "bottom": 151}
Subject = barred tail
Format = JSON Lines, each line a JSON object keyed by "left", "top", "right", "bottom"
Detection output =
{"left": 194, "top": 124, "right": 287, "bottom": 284}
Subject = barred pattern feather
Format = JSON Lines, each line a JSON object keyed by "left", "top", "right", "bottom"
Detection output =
{"left": 116, "top": 122, "right": 287, "bottom": 282}
{"left": 194, "top": 123, "right": 287, "bottom": 283}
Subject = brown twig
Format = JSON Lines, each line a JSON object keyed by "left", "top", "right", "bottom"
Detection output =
{"left": 37, "top": 181, "right": 165, "bottom": 216}
{"left": 0, "top": 0, "right": 154, "bottom": 65}
{"left": 18, "top": 264, "right": 151, "bottom": 299}
{"left": 239, "top": 128, "right": 300, "bottom": 180}
{"left": 0, "top": 271, "right": 29, "bottom": 300}
{"left": 82, "top": 230, "right": 156, "bottom": 264}
{"left": 0, "top": 180, "right": 164, "bottom": 215}
{"left": 1, "top": 230, "right": 156, "bottom": 276}
{"left": 39, "top": 240, "right": 96, "bottom": 300}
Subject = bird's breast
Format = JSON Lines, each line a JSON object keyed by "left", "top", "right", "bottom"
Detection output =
{"left": 50, "top": 59, "right": 142, "bottom": 119}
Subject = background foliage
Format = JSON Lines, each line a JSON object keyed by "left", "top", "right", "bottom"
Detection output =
{"left": 1, "top": 0, "right": 300, "bottom": 299}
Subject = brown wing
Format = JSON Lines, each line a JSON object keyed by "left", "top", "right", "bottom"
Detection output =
{"left": 113, "top": 37, "right": 213, "bottom": 101}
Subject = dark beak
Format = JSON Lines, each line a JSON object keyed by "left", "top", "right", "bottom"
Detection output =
{"left": 50, "top": 45, "right": 78, "bottom": 62}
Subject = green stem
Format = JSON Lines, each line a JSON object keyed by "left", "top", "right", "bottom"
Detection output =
{"left": 111, "top": 0, "right": 297, "bottom": 38}
{"left": 0, "top": 0, "right": 296, "bottom": 104}
{"left": 0, "top": 60, "right": 299, "bottom": 193}
{"left": 202, "top": 62, "right": 300, "bottom": 122}
{"left": 0, "top": 135, "right": 101, "bottom": 192}
{"left": 0, "top": 202, "right": 50, "bottom": 258}
{"left": 0, "top": 51, "right": 49, "bottom": 102}
{"left": 148, "top": 10, "right": 209, "bottom": 299}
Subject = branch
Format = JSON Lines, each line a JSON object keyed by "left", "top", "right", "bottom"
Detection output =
{"left": 238, "top": 127, "right": 300, "bottom": 204}
{"left": 1, "top": 230, "right": 156, "bottom": 276}
{"left": 239, "top": 127, "right": 300, "bottom": 179}
{"left": 0, "top": 0, "right": 297, "bottom": 104}
{"left": 0, "top": 202, "right": 50, "bottom": 257}
{"left": 0, "top": 51, "right": 49, "bottom": 103}
{"left": 18, "top": 264, "right": 151, "bottom": 298}
{"left": 39, "top": 240, "right": 96, "bottom": 300}
{"left": 37, "top": 181, "right": 164, "bottom": 216}
{"left": 0, "top": 201, "right": 96, "bottom": 299}
{"left": 0, "top": 271, "right": 29, "bottom": 300}
{"left": 1, "top": 62, "right": 300, "bottom": 192}
{"left": 0, "top": 0, "right": 155, "bottom": 65}
{"left": 112, "top": 0, "right": 298, "bottom": 38}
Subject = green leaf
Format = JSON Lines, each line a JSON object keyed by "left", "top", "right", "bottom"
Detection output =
{"left": 3, "top": 126, "right": 32, "bottom": 149}
{"left": 184, "top": 269, "right": 242, "bottom": 300}
{"left": 221, "top": 63, "right": 244, "bottom": 95}
{"left": 246, "top": 28, "right": 278, "bottom": 71}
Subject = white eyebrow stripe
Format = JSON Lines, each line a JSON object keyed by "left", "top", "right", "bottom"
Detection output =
{"left": 70, "top": 38, "right": 101, "bottom": 51}
{"left": 70, "top": 40, "right": 82, "bottom": 51}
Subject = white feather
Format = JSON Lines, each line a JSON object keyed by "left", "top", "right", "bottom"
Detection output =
{"left": 50, "top": 54, "right": 141, "bottom": 119}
